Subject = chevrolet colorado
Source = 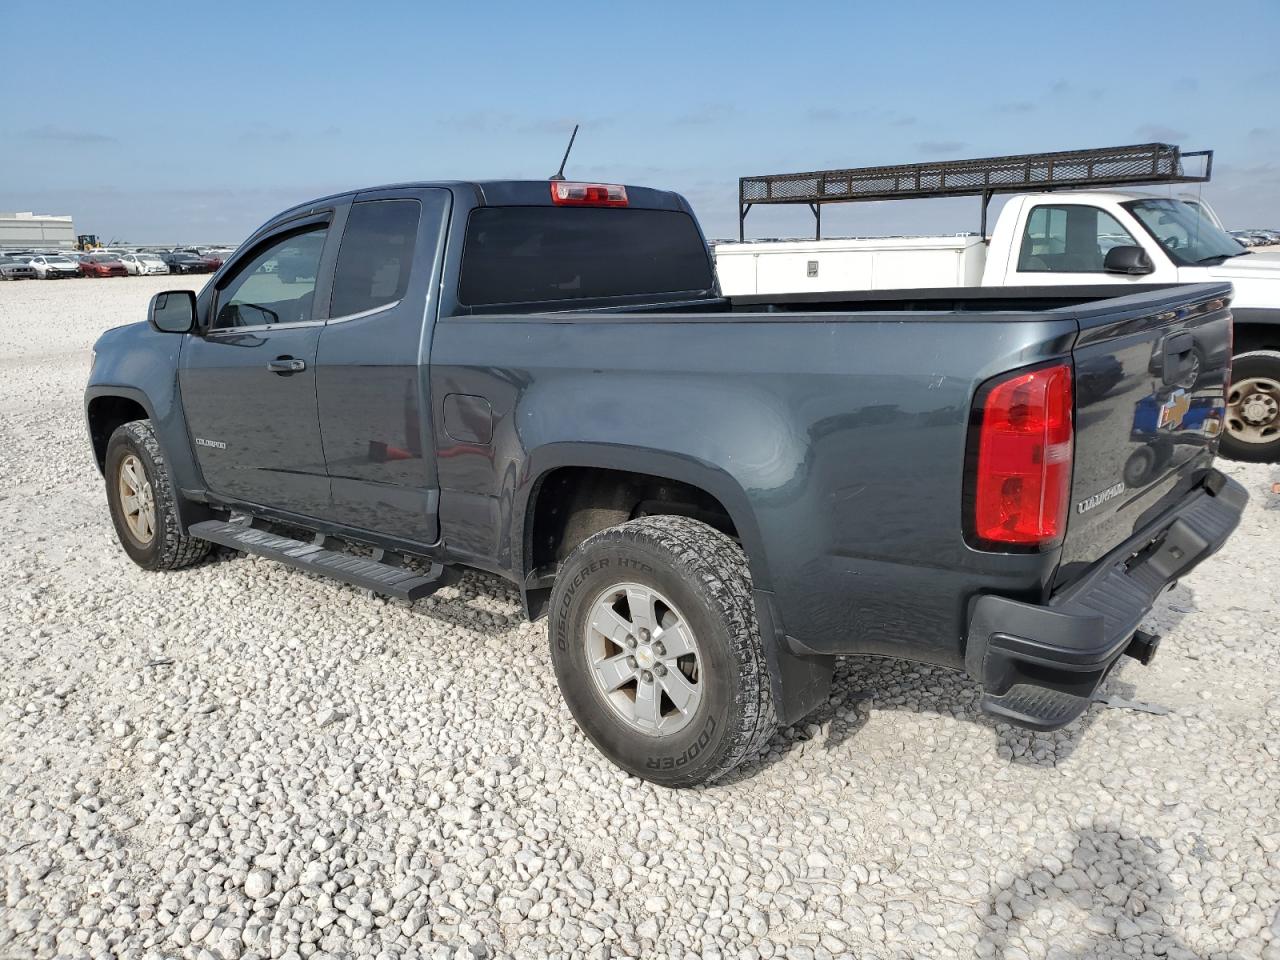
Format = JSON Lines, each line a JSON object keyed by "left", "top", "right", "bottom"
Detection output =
{"left": 86, "top": 179, "right": 1247, "bottom": 785}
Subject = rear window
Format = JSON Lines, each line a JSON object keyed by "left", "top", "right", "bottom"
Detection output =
{"left": 458, "top": 206, "right": 712, "bottom": 307}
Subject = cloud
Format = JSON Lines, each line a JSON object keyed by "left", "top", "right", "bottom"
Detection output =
{"left": 995, "top": 102, "right": 1036, "bottom": 114}
{"left": 516, "top": 117, "right": 615, "bottom": 136}
{"left": 237, "top": 127, "right": 295, "bottom": 145}
{"left": 25, "top": 124, "right": 116, "bottom": 144}
{"left": 437, "top": 112, "right": 514, "bottom": 133}
{"left": 437, "top": 113, "right": 612, "bottom": 137}
{"left": 1248, "top": 127, "right": 1275, "bottom": 141}
{"left": 1049, "top": 80, "right": 1072, "bottom": 96}
{"left": 671, "top": 104, "right": 735, "bottom": 127}
{"left": 806, "top": 108, "right": 914, "bottom": 128}
{"left": 1135, "top": 123, "right": 1190, "bottom": 143}
{"left": 234, "top": 125, "right": 342, "bottom": 146}
{"left": 914, "top": 140, "right": 967, "bottom": 155}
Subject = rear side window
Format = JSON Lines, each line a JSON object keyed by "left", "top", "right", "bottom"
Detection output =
{"left": 459, "top": 207, "right": 712, "bottom": 306}
{"left": 330, "top": 199, "right": 420, "bottom": 317}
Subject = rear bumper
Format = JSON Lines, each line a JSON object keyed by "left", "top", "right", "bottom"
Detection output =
{"left": 965, "top": 469, "right": 1247, "bottom": 730}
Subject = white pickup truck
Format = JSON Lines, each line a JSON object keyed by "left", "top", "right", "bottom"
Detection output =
{"left": 716, "top": 190, "right": 1280, "bottom": 461}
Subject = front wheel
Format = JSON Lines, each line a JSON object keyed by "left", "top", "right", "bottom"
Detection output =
{"left": 104, "top": 420, "right": 210, "bottom": 570}
{"left": 548, "top": 516, "right": 777, "bottom": 787}
{"left": 1221, "top": 351, "right": 1280, "bottom": 462}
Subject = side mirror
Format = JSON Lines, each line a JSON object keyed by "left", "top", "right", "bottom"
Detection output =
{"left": 1104, "top": 245, "right": 1154, "bottom": 276}
{"left": 148, "top": 290, "right": 197, "bottom": 333}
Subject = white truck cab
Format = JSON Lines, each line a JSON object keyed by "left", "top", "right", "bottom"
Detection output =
{"left": 984, "top": 190, "right": 1280, "bottom": 300}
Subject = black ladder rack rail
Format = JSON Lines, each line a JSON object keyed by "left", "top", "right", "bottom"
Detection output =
{"left": 737, "top": 143, "right": 1213, "bottom": 240}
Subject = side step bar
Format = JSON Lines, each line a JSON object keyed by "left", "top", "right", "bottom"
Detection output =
{"left": 189, "top": 520, "right": 442, "bottom": 602}
{"left": 981, "top": 684, "right": 1091, "bottom": 731}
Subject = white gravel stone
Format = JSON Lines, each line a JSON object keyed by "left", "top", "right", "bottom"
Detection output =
{"left": 245, "top": 869, "right": 272, "bottom": 901}
{"left": 1, "top": 277, "right": 1278, "bottom": 959}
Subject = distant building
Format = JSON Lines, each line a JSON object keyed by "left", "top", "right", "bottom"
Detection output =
{"left": 0, "top": 212, "right": 77, "bottom": 251}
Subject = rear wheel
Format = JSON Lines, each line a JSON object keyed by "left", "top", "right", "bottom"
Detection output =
{"left": 105, "top": 420, "right": 210, "bottom": 570}
{"left": 548, "top": 516, "right": 777, "bottom": 787}
{"left": 1221, "top": 351, "right": 1280, "bottom": 462}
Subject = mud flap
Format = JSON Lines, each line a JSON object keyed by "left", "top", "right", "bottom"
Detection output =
{"left": 753, "top": 589, "right": 834, "bottom": 726}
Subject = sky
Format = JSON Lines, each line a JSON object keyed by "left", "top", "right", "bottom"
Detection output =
{"left": 2, "top": 0, "right": 1278, "bottom": 244}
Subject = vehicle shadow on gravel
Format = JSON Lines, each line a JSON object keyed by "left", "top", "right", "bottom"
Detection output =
{"left": 266, "top": 559, "right": 1196, "bottom": 782}
{"left": 978, "top": 821, "right": 1200, "bottom": 958}
{"left": 725, "top": 624, "right": 1194, "bottom": 784}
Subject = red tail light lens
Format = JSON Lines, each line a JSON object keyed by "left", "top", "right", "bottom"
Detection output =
{"left": 971, "top": 363, "right": 1074, "bottom": 547}
{"left": 549, "top": 182, "right": 628, "bottom": 207}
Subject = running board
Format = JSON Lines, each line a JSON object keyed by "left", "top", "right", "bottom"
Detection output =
{"left": 189, "top": 520, "right": 443, "bottom": 601}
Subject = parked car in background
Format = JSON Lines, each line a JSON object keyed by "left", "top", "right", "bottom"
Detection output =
{"left": 0, "top": 256, "right": 37, "bottom": 280}
{"left": 1230, "top": 231, "right": 1266, "bottom": 247}
{"left": 176, "top": 247, "right": 226, "bottom": 270}
{"left": 119, "top": 253, "right": 171, "bottom": 276}
{"left": 29, "top": 254, "right": 83, "bottom": 278}
{"left": 161, "top": 252, "right": 214, "bottom": 275}
{"left": 79, "top": 255, "right": 128, "bottom": 278}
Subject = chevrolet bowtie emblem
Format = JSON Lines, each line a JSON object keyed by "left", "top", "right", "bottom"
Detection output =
{"left": 1159, "top": 390, "right": 1191, "bottom": 430}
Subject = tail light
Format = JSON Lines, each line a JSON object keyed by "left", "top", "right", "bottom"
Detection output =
{"left": 549, "top": 182, "right": 628, "bottom": 207}
{"left": 969, "top": 363, "right": 1074, "bottom": 547}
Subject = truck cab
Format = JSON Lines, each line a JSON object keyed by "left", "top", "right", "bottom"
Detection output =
{"left": 985, "top": 189, "right": 1277, "bottom": 295}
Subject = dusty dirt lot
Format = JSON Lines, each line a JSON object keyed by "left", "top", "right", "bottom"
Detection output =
{"left": 1, "top": 276, "right": 1278, "bottom": 960}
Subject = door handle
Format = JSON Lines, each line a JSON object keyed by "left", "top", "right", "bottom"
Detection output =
{"left": 268, "top": 357, "right": 306, "bottom": 374}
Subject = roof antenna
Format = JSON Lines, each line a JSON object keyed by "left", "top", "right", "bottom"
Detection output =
{"left": 550, "top": 124, "right": 579, "bottom": 181}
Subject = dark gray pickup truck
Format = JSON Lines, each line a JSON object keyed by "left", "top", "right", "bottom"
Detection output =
{"left": 86, "top": 179, "right": 1247, "bottom": 785}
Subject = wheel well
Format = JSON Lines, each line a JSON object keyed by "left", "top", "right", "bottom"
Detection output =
{"left": 1234, "top": 323, "right": 1280, "bottom": 357}
{"left": 87, "top": 395, "right": 148, "bottom": 470}
{"left": 524, "top": 467, "right": 738, "bottom": 617}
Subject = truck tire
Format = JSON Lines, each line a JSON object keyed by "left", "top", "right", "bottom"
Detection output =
{"left": 104, "top": 420, "right": 210, "bottom": 571}
{"left": 1221, "top": 351, "right": 1280, "bottom": 463}
{"left": 548, "top": 515, "right": 777, "bottom": 787}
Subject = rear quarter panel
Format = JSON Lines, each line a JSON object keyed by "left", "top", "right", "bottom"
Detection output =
{"left": 430, "top": 311, "right": 1078, "bottom": 667}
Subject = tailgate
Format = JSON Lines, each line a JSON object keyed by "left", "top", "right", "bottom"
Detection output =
{"left": 1057, "top": 283, "right": 1233, "bottom": 583}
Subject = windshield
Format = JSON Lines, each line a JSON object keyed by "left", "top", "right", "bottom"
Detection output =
{"left": 1123, "top": 198, "right": 1245, "bottom": 264}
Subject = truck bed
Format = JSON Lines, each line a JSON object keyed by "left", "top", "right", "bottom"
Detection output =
{"left": 433, "top": 281, "right": 1234, "bottom": 670}
{"left": 574, "top": 284, "right": 1189, "bottom": 316}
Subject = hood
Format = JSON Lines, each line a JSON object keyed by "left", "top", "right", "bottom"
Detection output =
{"left": 1202, "top": 253, "right": 1280, "bottom": 281}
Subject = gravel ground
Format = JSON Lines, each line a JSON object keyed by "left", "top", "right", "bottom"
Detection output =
{"left": 2, "top": 276, "right": 1279, "bottom": 960}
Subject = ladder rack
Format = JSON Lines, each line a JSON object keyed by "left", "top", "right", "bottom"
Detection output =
{"left": 737, "top": 143, "right": 1213, "bottom": 240}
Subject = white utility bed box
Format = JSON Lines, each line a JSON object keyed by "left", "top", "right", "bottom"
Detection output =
{"left": 713, "top": 235, "right": 988, "bottom": 297}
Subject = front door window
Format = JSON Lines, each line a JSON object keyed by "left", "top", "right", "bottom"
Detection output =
{"left": 213, "top": 228, "right": 327, "bottom": 329}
